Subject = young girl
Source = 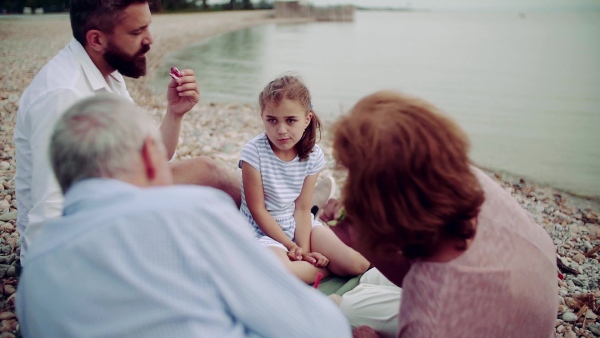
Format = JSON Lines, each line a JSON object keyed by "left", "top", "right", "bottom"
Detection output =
{"left": 239, "top": 75, "right": 369, "bottom": 284}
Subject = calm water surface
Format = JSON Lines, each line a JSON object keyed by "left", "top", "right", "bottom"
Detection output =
{"left": 155, "top": 11, "right": 600, "bottom": 197}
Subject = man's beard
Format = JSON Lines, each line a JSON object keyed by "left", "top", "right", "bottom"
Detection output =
{"left": 103, "top": 41, "right": 150, "bottom": 79}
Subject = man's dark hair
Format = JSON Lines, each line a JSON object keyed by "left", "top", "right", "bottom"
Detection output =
{"left": 70, "top": 0, "right": 148, "bottom": 46}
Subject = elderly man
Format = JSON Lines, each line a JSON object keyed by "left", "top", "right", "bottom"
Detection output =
{"left": 16, "top": 95, "right": 351, "bottom": 338}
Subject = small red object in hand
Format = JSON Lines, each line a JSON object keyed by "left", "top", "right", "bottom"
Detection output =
{"left": 170, "top": 66, "right": 183, "bottom": 80}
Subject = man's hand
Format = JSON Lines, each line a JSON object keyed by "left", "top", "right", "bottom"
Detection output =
{"left": 167, "top": 68, "right": 200, "bottom": 117}
{"left": 304, "top": 252, "right": 329, "bottom": 267}
{"left": 287, "top": 244, "right": 303, "bottom": 261}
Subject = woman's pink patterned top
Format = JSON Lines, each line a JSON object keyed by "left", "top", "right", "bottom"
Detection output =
{"left": 397, "top": 168, "right": 558, "bottom": 338}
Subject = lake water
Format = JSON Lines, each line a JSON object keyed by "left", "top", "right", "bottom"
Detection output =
{"left": 155, "top": 10, "right": 600, "bottom": 198}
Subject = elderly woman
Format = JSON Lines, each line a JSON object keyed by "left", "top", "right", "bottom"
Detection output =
{"left": 324, "top": 91, "right": 558, "bottom": 338}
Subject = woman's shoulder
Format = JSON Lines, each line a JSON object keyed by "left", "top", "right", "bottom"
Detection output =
{"left": 471, "top": 167, "right": 556, "bottom": 264}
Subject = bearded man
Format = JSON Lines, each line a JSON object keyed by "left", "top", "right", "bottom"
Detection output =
{"left": 14, "top": 0, "right": 241, "bottom": 262}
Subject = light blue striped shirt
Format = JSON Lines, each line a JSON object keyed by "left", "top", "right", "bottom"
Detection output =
{"left": 240, "top": 133, "right": 325, "bottom": 238}
{"left": 17, "top": 179, "right": 350, "bottom": 338}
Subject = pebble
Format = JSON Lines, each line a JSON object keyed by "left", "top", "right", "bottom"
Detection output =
{"left": 571, "top": 278, "right": 584, "bottom": 287}
{"left": 561, "top": 312, "right": 578, "bottom": 322}
{"left": 0, "top": 255, "right": 14, "bottom": 265}
{"left": 2, "top": 286, "right": 14, "bottom": 296}
{"left": 0, "top": 265, "right": 10, "bottom": 279}
{"left": 0, "top": 201, "right": 8, "bottom": 211}
{"left": 0, "top": 163, "right": 8, "bottom": 171}
{"left": 0, "top": 319, "right": 15, "bottom": 333}
{"left": 589, "top": 323, "right": 600, "bottom": 336}
{"left": 563, "top": 329, "right": 576, "bottom": 338}
{"left": 6, "top": 294, "right": 15, "bottom": 309}
{"left": 564, "top": 297, "right": 578, "bottom": 308}
{"left": 572, "top": 253, "right": 586, "bottom": 264}
{"left": 0, "top": 213, "right": 17, "bottom": 222}
{"left": 559, "top": 256, "right": 570, "bottom": 267}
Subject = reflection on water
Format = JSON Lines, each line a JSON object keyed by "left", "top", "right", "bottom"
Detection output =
{"left": 154, "top": 11, "right": 600, "bottom": 198}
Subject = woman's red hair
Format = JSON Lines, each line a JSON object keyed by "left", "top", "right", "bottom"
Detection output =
{"left": 332, "top": 91, "right": 484, "bottom": 259}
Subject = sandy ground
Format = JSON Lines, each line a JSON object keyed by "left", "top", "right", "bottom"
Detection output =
{"left": 0, "top": 11, "right": 599, "bottom": 337}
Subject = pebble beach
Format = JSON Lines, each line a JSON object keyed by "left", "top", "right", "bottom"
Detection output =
{"left": 0, "top": 10, "right": 599, "bottom": 337}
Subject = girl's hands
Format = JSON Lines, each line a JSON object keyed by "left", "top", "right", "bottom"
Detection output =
{"left": 303, "top": 252, "right": 329, "bottom": 267}
{"left": 288, "top": 245, "right": 329, "bottom": 267}
{"left": 287, "top": 244, "right": 303, "bottom": 261}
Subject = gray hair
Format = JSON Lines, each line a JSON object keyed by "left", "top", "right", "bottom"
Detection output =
{"left": 50, "top": 94, "right": 163, "bottom": 193}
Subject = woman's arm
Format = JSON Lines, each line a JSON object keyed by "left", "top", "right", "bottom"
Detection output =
{"left": 293, "top": 173, "right": 320, "bottom": 254}
{"left": 322, "top": 198, "right": 411, "bottom": 287}
{"left": 242, "top": 161, "right": 296, "bottom": 251}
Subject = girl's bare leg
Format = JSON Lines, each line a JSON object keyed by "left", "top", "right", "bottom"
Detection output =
{"left": 269, "top": 247, "right": 329, "bottom": 284}
{"left": 310, "top": 225, "right": 370, "bottom": 277}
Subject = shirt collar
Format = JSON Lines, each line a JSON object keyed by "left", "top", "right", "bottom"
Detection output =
{"left": 63, "top": 178, "right": 139, "bottom": 216}
{"left": 68, "top": 38, "right": 126, "bottom": 93}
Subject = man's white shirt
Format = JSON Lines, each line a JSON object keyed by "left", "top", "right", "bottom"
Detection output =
{"left": 14, "top": 38, "right": 133, "bottom": 261}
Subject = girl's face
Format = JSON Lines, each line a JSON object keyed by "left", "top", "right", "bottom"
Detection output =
{"left": 262, "top": 99, "right": 312, "bottom": 159}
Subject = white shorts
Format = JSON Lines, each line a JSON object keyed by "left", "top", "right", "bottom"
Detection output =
{"left": 258, "top": 215, "right": 323, "bottom": 252}
{"left": 339, "top": 268, "right": 402, "bottom": 338}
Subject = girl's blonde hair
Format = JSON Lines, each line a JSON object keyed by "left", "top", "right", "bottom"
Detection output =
{"left": 333, "top": 91, "right": 485, "bottom": 259}
{"left": 259, "top": 75, "right": 321, "bottom": 161}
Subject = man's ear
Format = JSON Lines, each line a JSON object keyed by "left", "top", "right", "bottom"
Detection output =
{"left": 140, "top": 136, "right": 158, "bottom": 181}
{"left": 85, "top": 29, "right": 108, "bottom": 53}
